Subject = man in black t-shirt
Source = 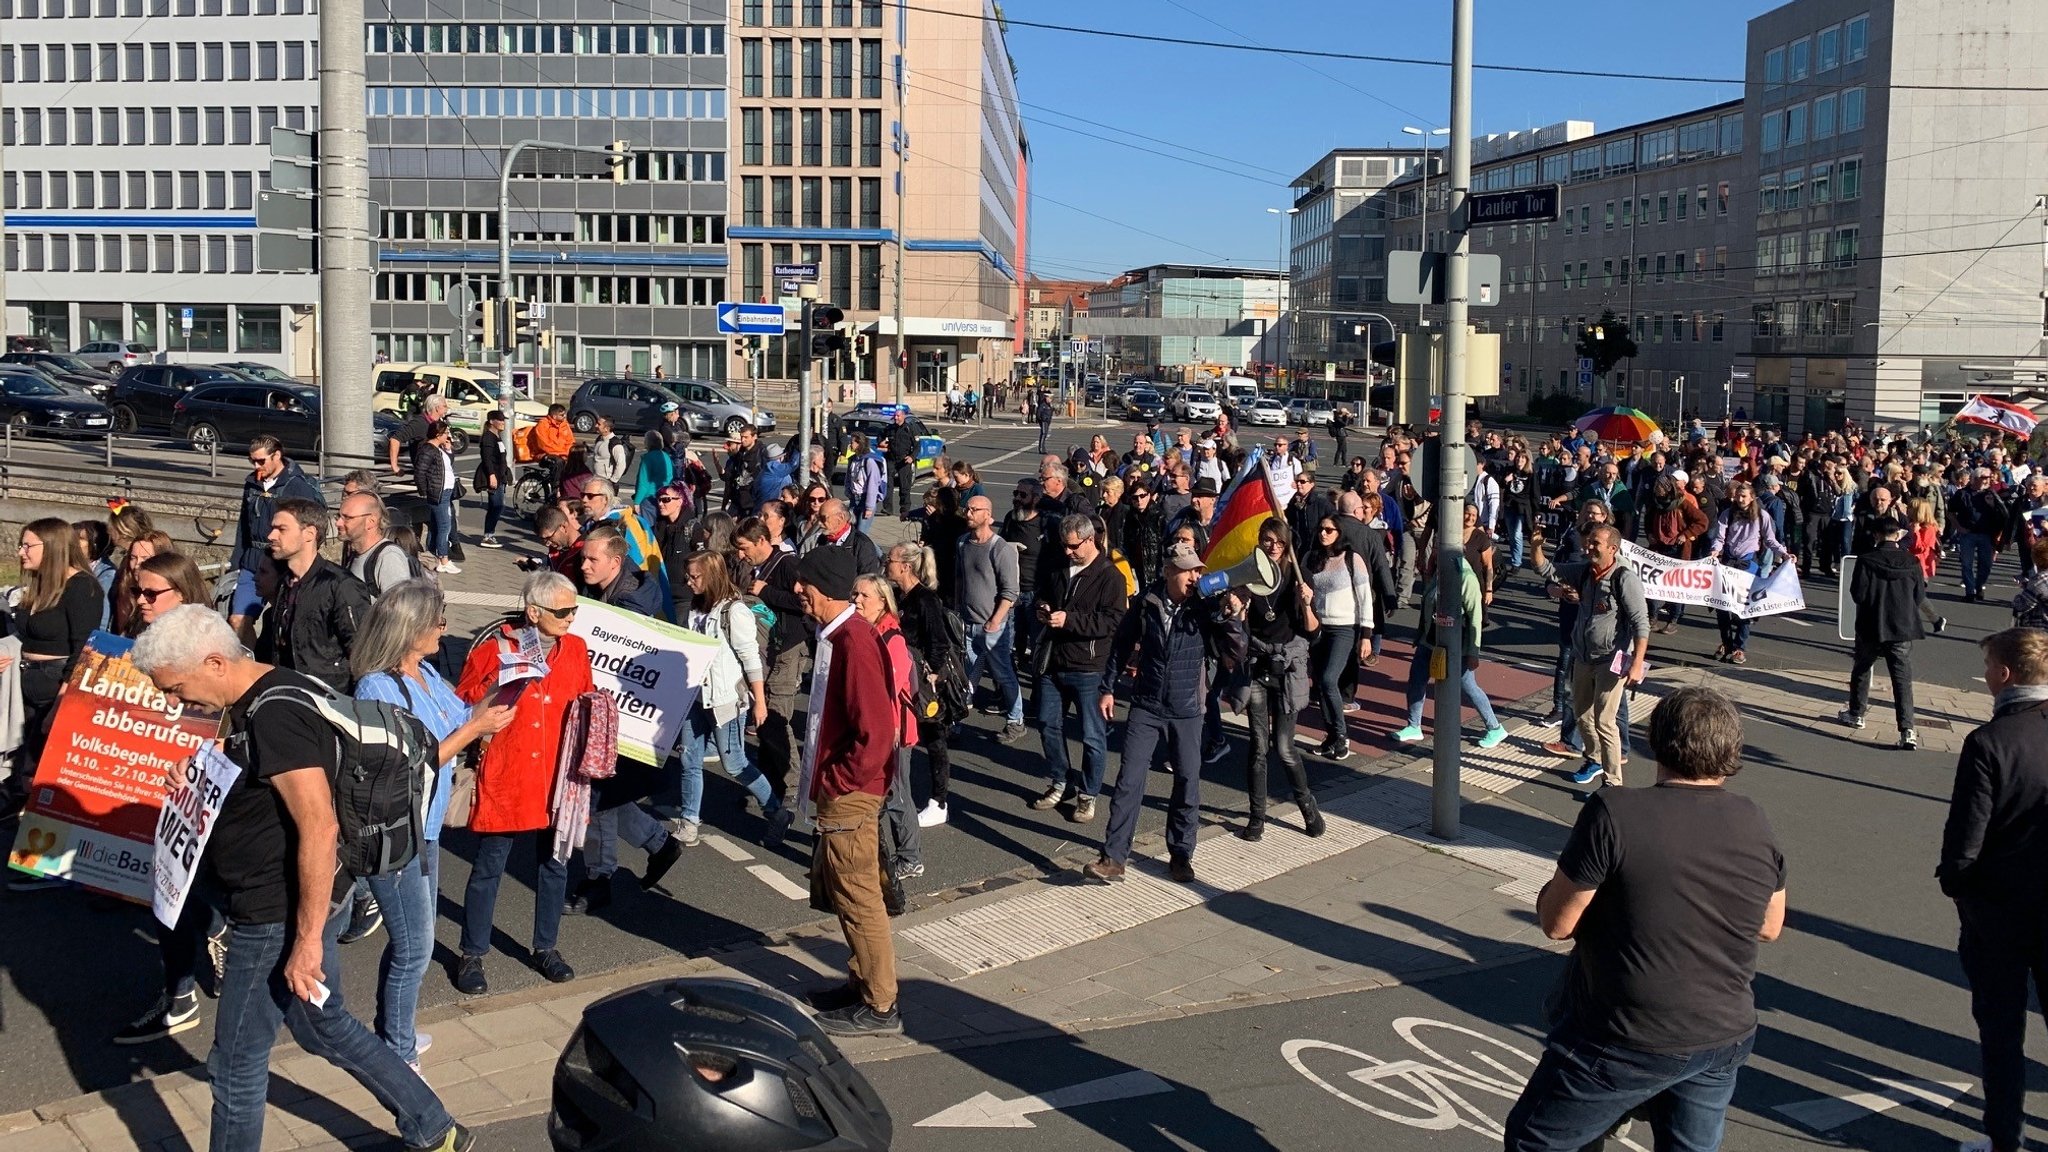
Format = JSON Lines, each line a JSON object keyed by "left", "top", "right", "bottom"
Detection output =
{"left": 1505, "top": 686, "right": 1786, "bottom": 1152}
{"left": 131, "top": 607, "right": 468, "bottom": 1152}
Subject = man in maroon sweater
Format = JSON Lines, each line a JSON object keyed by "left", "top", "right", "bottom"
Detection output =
{"left": 793, "top": 546, "right": 902, "bottom": 1035}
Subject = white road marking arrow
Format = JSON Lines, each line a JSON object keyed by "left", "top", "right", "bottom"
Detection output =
{"left": 1773, "top": 1077, "right": 1973, "bottom": 1133}
{"left": 913, "top": 1070, "right": 1174, "bottom": 1128}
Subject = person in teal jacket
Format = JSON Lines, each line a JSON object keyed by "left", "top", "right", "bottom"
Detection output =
{"left": 1394, "top": 551, "right": 1507, "bottom": 748}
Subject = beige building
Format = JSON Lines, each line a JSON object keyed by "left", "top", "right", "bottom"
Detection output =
{"left": 728, "top": 0, "right": 1026, "bottom": 405}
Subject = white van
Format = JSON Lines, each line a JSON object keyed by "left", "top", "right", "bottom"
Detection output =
{"left": 371, "top": 363, "right": 546, "bottom": 449}
{"left": 1221, "top": 376, "right": 1260, "bottom": 413}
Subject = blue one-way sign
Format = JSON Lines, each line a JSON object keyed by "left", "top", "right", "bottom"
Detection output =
{"left": 717, "top": 301, "right": 788, "bottom": 335}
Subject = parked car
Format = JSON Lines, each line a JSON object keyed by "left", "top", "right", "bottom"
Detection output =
{"left": 106, "top": 364, "right": 260, "bottom": 433}
{"left": 1244, "top": 397, "right": 1290, "bottom": 427}
{"left": 666, "top": 379, "right": 777, "bottom": 438}
{"left": 74, "top": 341, "right": 154, "bottom": 372}
{"left": 1290, "top": 398, "right": 1336, "bottom": 427}
{"left": 0, "top": 353, "right": 116, "bottom": 399}
{"left": 1173, "top": 389, "right": 1221, "bottom": 422}
{"left": 1121, "top": 388, "right": 1167, "bottom": 422}
{"left": 832, "top": 407, "right": 943, "bottom": 484}
{"left": 173, "top": 381, "right": 398, "bottom": 455}
{"left": 0, "top": 367, "right": 115, "bottom": 437}
{"left": 568, "top": 378, "right": 687, "bottom": 434}
{"left": 7, "top": 335, "right": 55, "bottom": 354}
{"left": 219, "top": 361, "right": 296, "bottom": 383}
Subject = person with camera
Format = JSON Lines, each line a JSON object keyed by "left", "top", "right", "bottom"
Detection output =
{"left": 1235, "top": 520, "right": 1326, "bottom": 842}
{"left": 1084, "top": 543, "right": 1246, "bottom": 885}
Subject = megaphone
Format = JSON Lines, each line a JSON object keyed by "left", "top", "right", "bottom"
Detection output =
{"left": 1197, "top": 549, "right": 1280, "bottom": 598}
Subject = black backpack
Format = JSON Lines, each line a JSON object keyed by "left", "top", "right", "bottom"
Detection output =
{"left": 362, "top": 538, "right": 428, "bottom": 598}
{"left": 239, "top": 680, "right": 438, "bottom": 878}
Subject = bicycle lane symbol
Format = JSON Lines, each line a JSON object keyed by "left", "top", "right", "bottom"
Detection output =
{"left": 1282, "top": 1017, "right": 1649, "bottom": 1150}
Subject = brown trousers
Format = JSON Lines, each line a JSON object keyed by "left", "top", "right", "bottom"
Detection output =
{"left": 815, "top": 791, "right": 897, "bottom": 1012}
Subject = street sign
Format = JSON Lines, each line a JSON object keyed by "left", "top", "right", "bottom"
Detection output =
{"left": 256, "top": 190, "right": 314, "bottom": 234}
{"left": 773, "top": 262, "right": 819, "bottom": 281}
{"left": 531, "top": 301, "right": 548, "bottom": 320}
{"left": 446, "top": 282, "right": 476, "bottom": 322}
{"left": 1577, "top": 357, "right": 1594, "bottom": 373}
{"left": 258, "top": 232, "right": 316, "bottom": 274}
{"left": 179, "top": 307, "right": 194, "bottom": 333}
{"left": 1388, "top": 252, "right": 1502, "bottom": 307}
{"left": 1577, "top": 370, "right": 1594, "bottom": 387}
{"left": 780, "top": 278, "right": 804, "bottom": 293}
{"left": 716, "top": 301, "right": 789, "bottom": 335}
{"left": 268, "top": 126, "right": 316, "bottom": 195}
{"left": 1468, "top": 183, "right": 1560, "bottom": 225}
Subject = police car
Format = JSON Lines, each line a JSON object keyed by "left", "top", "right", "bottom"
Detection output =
{"left": 831, "top": 403, "right": 945, "bottom": 484}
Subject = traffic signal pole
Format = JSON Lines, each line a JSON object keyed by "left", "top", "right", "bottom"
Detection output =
{"left": 1430, "top": 0, "right": 1475, "bottom": 842}
{"left": 797, "top": 293, "right": 815, "bottom": 489}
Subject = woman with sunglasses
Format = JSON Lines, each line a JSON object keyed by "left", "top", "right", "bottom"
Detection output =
{"left": 352, "top": 580, "right": 514, "bottom": 1067}
{"left": 452, "top": 570, "right": 594, "bottom": 996}
{"left": 1304, "top": 515, "right": 1374, "bottom": 761}
{"left": 108, "top": 549, "right": 227, "bottom": 1044}
{"left": 2, "top": 519, "right": 106, "bottom": 821}
{"left": 112, "top": 530, "right": 179, "bottom": 636}
{"left": 1236, "top": 520, "right": 1324, "bottom": 841}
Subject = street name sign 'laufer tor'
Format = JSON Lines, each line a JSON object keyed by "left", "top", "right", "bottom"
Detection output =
{"left": 1468, "top": 184, "right": 1560, "bottom": 225}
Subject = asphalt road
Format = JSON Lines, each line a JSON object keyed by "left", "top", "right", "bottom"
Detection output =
{"left": 2, "top": 413, "right": 2031, "bottom": 1147}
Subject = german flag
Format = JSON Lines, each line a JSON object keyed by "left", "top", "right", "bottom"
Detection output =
{"left": 1202, "top": 448, "right": 1280, "bottom": 574}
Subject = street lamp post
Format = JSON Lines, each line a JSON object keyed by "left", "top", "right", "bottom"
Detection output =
{"left": 1265, "top": 206, "right": 1298, "bottom": 388}
{"left": 1401, "top": 126, "right": 1450, "bottom": 364}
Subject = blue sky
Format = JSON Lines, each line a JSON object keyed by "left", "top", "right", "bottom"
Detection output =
{"left": 1002, "top": 0, "right": 1782, "bottom": 283}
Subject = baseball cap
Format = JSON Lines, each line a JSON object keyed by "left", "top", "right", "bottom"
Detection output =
{"left": 1166, "top": 542, "right": 1205, "bottom": 572}
{"left": 1670, "top": 469, "right": 1689, "bottom": 484}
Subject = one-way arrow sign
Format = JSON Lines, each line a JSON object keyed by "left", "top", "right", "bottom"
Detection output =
{"left": 914, "top": 1071, "right": 1173, "bottom": 1128}
{"left": 716, "top": 301, "right": 788, "bottom": 335}
{"left": 1773, "top": 1076, "right": 1972, "bottom": 1133}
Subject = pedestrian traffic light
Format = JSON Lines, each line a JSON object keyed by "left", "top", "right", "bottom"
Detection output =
{"left": 608, "top": 140, "right": 632, "bottom": 184}
{"left": 471, "top": 298, "right": 497, "bottom": 347}
{"left": 854, "top": 332, "right": 871, "bottom": 358}
{"left": 506, "top": 299, "right": 540, "bottom": 341}
{"left": 809, "top": 304, "right": 846, "bottom": 358}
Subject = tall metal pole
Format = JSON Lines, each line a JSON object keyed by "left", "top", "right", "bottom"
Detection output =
{"left": 317, "top": 0, "right": 374, "bottom": 465}
{"left": 1430, "top": 0, "right": 1474, "bottom": 841}
{"left": 798, "top": 296, "right": 815, "bottom": 488}
{"left": 890, "top": 32, "right": 909, "bottom": 407}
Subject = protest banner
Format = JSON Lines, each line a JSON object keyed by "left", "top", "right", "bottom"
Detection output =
{"left": 1618, "top": 539, "right": 1806, "bottom": 619}
{"left": 570, "top": 597, "right": 723, "bottom": 764}
{"left": 152, "top": 742, "right": 240, "bottom": 928}
{"left": 6, "top": 632, "right": 221, "bottom": 901}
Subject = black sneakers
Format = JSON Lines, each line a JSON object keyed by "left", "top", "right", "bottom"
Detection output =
{"left": 338, "top": 897, "right": 383, "bottom": 944}
{"left": 815, "top": 1003, "right": 903, "bottom": 1037}
{"left": 113, "top": 990, "right": 201, "bottom": 1045}
{"left": 641, "top": 837, "right": 683, "bottom": 890}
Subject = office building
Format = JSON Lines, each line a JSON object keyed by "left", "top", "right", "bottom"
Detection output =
{"left": 728, "top": 0, "right": 1026, "bottom": 404}
{"left": 1086, "top": 263, "right": 1283, "bottom": 379}
{"left": 1284, "top": 148, "right": 1423, "bottom": 376}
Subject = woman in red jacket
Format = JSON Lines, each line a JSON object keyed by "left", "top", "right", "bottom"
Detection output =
{"left": 452, "top": 570, "right": 594, "bottom": 996}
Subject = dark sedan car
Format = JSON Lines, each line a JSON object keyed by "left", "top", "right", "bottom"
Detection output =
{"left": 568, "top": 378, "right": 687, "bottom": 434}
{"left": 0, "top": 352, "right": 116, "bottom": 399}
{"left": 1120, "top": 388, "right": 1166, "bottom": 421}
{"left": 0, "top": 369, "right": 116, "bottom": 437}
{"left": 172, "top": 381, "right": 397, "bottom": 454}
{"left": 108, "top": 364, "right": 252, "bottom": 433}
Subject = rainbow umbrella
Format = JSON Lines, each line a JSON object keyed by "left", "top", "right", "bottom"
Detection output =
{"left": 1572, "top": 406, "right": 1661, "bottom": 443}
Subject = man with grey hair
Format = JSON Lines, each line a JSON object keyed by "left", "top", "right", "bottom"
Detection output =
{"left": 130, "top": 606, "right": 469, "bottom": 1152}
{"left": 1029, "top": 514, "right": 1128, "bottom": 822}
{"left": 385, "top": 394, "right": 450, "bottom": 476}
{"left": 817, "top": 497, "right": 883, "bottom": 576}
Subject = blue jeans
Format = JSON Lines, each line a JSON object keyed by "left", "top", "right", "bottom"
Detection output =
{"left": 209, "top": 904, "right": 454, "bottom": 1152}
{"left": 681, "top": 707, "right": 777, "bottom": 824}
{"left": 362, "top": 853, "right": 433, "bottom": 1063}
{"left": 1503, "top": 1028, "right": 1755, "bottom": 1151}
{"left": 964, "top": 614, "right": 1023, "bottom": 725}
{"left": 1402, "top": 641, "right": 1500, "bottom": 732}
{"left": 460, "top": 832, "right": 567, "bottom": 957}
{"left": 1104, "top": 708, "right": 1202, "bottom": 863}
{"left": 1960, "top": 530, "right": 1995, "bottom": 595}
{"left": 483, "top": 481, "right": 505, "bottom": 537}
{"left": 1037, "top": 669, "right": 1108, "bottom": 796}
{"left": 879, "top": 745, "right": 922, "bottom": 869}
{"left": 1502, "top": 510, "right": 1528, "bottom": 569}
{"left": 585, "top": 802, "right": 671, "bottom": 879}
{"left": 427, "top": 492, "right": 453, "bottom": 560}
{"left": 1714, "top": 552, "right": 1757, "bottom": 653}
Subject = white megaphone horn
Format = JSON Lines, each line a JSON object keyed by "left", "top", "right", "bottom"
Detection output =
{"left": 1197, "top": 549, "right": 1280, "bottom": 598}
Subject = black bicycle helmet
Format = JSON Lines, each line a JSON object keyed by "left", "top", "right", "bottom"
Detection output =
{"left": 549, "top": 977, "right": 892, "bottom": 1152}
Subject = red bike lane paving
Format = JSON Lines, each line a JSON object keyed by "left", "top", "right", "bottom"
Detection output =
{"left": 1290, "top": 637, "right": 1552, "bottom": 758}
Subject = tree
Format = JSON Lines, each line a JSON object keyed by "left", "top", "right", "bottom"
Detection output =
{"left": 1574, "top": 309, "right": 1639, "bottom": 378}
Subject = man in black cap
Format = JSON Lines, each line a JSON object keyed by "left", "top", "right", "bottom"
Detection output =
{"left": 1170, "top": 478, "right": 1219, "bottom": 553}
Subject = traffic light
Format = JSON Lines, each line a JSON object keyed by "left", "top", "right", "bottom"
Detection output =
{"left": 608, "top": 140, "right": 631, "bottom": 184}
{"left": 506, "top": 299, "right": 540, "bottom": 342}
{"left": 471, "top": 298, "right": 497, "bottom": 348}
{"left": 809, "top": 303, "right": 846, "bottom": 358}
{"left": 854, "top": 332, "right": 871, "bottom": 359}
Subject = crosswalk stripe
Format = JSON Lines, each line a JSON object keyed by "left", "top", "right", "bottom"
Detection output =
{"left": 702, "top": 834, "right": 755, "bottom": 862}
{"left": 748, "top": 863, "right": 811, "bottom": 900}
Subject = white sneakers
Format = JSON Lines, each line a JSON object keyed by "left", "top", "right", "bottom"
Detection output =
{"left": 916, "top": 800, "right": 948, "bottom": 828}
{"left": 437, "top": 559, "right": 462, "bottom": 575}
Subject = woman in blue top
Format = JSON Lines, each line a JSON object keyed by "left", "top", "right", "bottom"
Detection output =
{"left": 351, "top": 580, "right": 514, "bottom": 1068}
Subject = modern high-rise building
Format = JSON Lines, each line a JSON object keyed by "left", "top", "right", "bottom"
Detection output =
{"left": 726, "top": 0, "right": 1026, "bottom": 406}
{"left": 1086, "top": 264, "right": 1283, "bottom": 379}
{"left": 1285, "top": 148, "right": 1423, "bottom": 375}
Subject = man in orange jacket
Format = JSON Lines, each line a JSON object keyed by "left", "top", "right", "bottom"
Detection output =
{"left": 529, "top": 404, "right": 577, "bottom": 500}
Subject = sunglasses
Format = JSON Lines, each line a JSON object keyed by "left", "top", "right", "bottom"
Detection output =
{"left": 657, "top": 495, "right": 682, "bottom": 503}
{"left": 534, "top": 603, "right": 579, "bottom": 620}
{"left": 136, "top": 585, "right": 178, "bottom": 603}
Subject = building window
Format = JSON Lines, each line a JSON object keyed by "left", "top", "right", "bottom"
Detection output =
{"left": 858, "top": 177, "right": 880, "bottom": 227}
{"left": 1846, "top": 13, "right": 1869, "bottom": 62}
{"left": 1603, "top": 200, "right": 1615, "bottom": 229}
{"left": 742, "top": 0, "right": 762, "bottom": 25}
{"left": 742, "top": 108, "right": 763, "bottom": 165}
{"left": 1602, "top": 258, "right": 1614, "bottom": 288}
{"left": 1657, "top": 192, "right": 1669, "bottom": 223}
{"left": 1720, "top": 114, "right": 1743, "bottom": 155}
{"left": 1764, "top": 45, "right": 1784, "bottom": 90}
{"left": 832, "top": 0, "right": 851, "bottom": 25}
{"left": 1813, "top": 93, "right": 1836, "bottom": 138}
{"left": 859, "top": 110, "right": 880, "bottom": 167}
{"left": 830, "top": 39, "right": 851, "bottom": 98}
{"left": 1788, "top": 36, "right": 1810, "bottom": 82}
{"left": 1839, "top": 156, "right": 1862, "bottom": 200}
{"left": 801, "top": 176, "right": 822, "bottom": 227}
{"left": 859, "top": 39, "right": 882, "bottom": 99}
{"left": 1761, "top": 111, "right": 1782, "bottom": 153}
{"left": 1785, "top": 103, "right": 1806, "bottom": 146}
{"left": 1841, "top": 87, "right": 1865, "bottom": 132}
{"left": 771, "top": 38, "right": 792, "bottom": 97}
{"left": 741, "top": 39, "right": 762, "bottom": 96}
{"left": 1818, "top": 24, "right": 1841, "bottom": 71}
{"left": 801, "top": 109, "right": 822, "bottom": 166}
{"left": 830, "top": 177, "right": 851, "bottom": 227}
{"left": 801, "top": 38, "right": 822, "bottom": 97}
{"left": 1757, "top": 236, "right": 1776, "bottom": 275}
{"left": 771, "top": 176, "right": 792, "bottom": 226}
{"left": 859, "top": 0, "right": 880, "bottom": 26}
{"left": 771, "top": 108, "right": 792, "bottom": 165}
{"left": 742, "top": 176, "right": 763, "bottom": 225}
{"left": 1782, "top": 168, "right": 1803, "bottom": 210}
{"left": 858, "top": 244, "right": 880, "bottom": 309}
{"left": 1807, "top": 228, "right": 1828, "bottom": 268}
{"left": 1835, "top": 225, "right": 1860, "bottom": 268}
{"left": 236, "top": 306, "right": 281, "bottom": 352}
{"left": 831, "top": 109, "right": 852, "bottom": 166}
{"left": 772, "top": 0, "right": 792, "bottom": 25}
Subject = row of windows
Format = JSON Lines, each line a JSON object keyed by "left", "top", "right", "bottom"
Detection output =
{"left": 4, "top": 169, "right": 257, "bottom": 211}
{"left": 366, "top": 86, "right": 725, "bottom": 121}
{"left": 738, "top": 107, "right": 883, "bottom": 168}
{"left": 1753, "top": 298, "right": 1859, "bottom": 339}
{"left": 4, "top": 232, "right": 258, "bottom": 277}
{"left": 739, "top": 37, "right": 884, "bottom": 100}
{"left": 2, "top": 41, "right": 315, "bottom": 84}
{"left": 1758, "top": 158, "right": 1864, "bottom": 213}
{"left": 1497, "top": 248, "right": 1735, "bottom": 294}
{"left": 365, "top": 23, "right": 723, "bottom": 57}
{"left": 738, "top": 241, "right": 881, "bottom": 311}
{"left": 1760, "top": 89, "right": 1866, "bottom": 152}
{"left": 1757, "top": 226, "right": 1861, "bottom": 273}
{"left": 1532, "top": 115, "right": 1744, "bottom": 189}
{"left": 377, "top": 272, "right": 727, "bottom": 308}
{"left": 6, "top": 105, "right": 313, "bottom": 149}
{"left": 739, "top": 174, "right": 882, "bottom": 229}
{"left": 11, "top": 303, "right": 283, "bottom": 356}
{"left": 738, "top": 0, "right": 883, "bottom": 30}
{"left": 1501, "top": 312, "right": 1728, "bottom": 345}
{"left": 1549, "top": 184, "right": 1733, "bottom": 238}
{"left": 0, "top": 0, "right": 309, "bottom": 19}
{"left": 376, "top": 210, "right": 727, "bottom": 246}
{"left": 1764, "top": 15, "right": 1872, "bottom": 90}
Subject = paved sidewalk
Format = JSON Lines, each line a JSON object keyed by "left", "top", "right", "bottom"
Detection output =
{"left": 0, "top": 722, "right": 1570, "bottom": 1152}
